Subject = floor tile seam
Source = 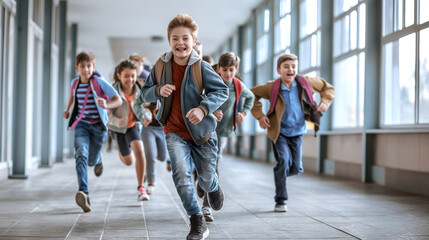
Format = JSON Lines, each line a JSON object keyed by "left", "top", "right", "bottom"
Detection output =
{"left": 140, "top": 200, "right": 149, "bottom": 239}
{"left": 296, "top": 210, "right": 362, "bottom": 240}
{"left": 99, "top": 168, "right": 122, "bottom": 240}
{"left": 0, "top": 176, "right": 76, "bottom": 237}
{"left": 158, "top": 177, "right": 189, "bottom": 224}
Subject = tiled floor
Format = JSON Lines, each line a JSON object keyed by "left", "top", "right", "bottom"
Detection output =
{"left": 1, "top": 148, "right": 429, "bottom": 239}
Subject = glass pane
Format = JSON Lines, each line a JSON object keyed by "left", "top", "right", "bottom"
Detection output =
{"left": 405, "top": 0, "right": 414, "bottom": 27}
{"left": 421, "top": 0, "right": 429, "bottom": 23}
{"left": 419, "top": 28, "right": 429, "bottom": 123}
{"left": 359, "top": 4, "right": 366, "bottom": 49}
{"left": 264, "top": 9, "right": 270, "bottom": 33}
{"left": 382, "top": 33, "right": 416, "bottom": 125}
{"left": 333, "top": 56, "right": 358, "bottom": 128}
{"left": 274, "top": 16, "right": 291, "bottom": 54}
{"left": 395, "top": 0, "right": 403, "bottom": 31}
{"left": 299, "top": 38, "right": 312, "bottom": 71}
{"left": 358, "top": 52, "right": 365, "bottom": 126}
{"left": 300, "top": 0, "right": 319, "bottom": 37}
{"left": 334, "top": 20, "right": 342, "bottom": 57}
{"left": 256, "top": 61, "right": 270, "bottom": 85}
{"left": 350, "top": 10, "right": 357, "bottom": 50}
{"left": 280, "top": 0, "right": 291, "bottom": 16}
{"left": 243, "top": 48, "right": 252, "bottom": 73}
{"left": 256, "top": 34, "right": 269, "bottom": 65}
{"left": 334, "top": 0, "right": 359, "bottom": 16}
{"left": 383, "top": 0, "right": 393, "bottom": 36}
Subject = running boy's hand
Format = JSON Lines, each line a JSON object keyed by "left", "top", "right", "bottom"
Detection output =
{"left": 186, "top": 107, "right": 204, "bottom": 125}
{"left": 160, "top": 84, "right": 176, "bottom": 98}
{"left": 213, "top": 110, "right": 223, "bottom": 122}
{"left": 236, "top": 112, "right": 246, "bottom": 124}
{"left": 97, "top": 98, "right": 107, "bottom": 109}
{"left": 258, "top": 115, "right": 271, "bottom": 129}
{"left": 62, "top": 111, "right": 69, "bottom": 119}
{"left": 119, "top": 117, "right": 127, "bottom": 126}
{"left": 317, "top": 102, "right": 328, "bottom": 112}
{"left": 142, "top": 119, "right": 151, "bottom": 127}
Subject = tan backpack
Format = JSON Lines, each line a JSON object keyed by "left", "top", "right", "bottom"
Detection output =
{"left": 153, "top": 58, "right": 204, "bottom": 94}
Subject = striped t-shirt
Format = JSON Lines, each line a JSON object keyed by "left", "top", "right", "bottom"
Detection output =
{"left": 76, "top": 82, "right": 100, "bottom": 124}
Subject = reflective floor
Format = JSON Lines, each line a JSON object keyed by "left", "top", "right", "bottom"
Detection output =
{"left": 0, "top": 147, "right": 429, "bottom": 239}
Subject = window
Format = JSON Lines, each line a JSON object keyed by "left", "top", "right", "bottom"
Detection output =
{"left": 273, "top": 0, "right": 291, "bottom": 76}
{"left": 241, "top": 22, "right": 255, "bottom": 134}
{"left": 256, "top": 6, "right": 270, "bottom": 65}
{"left": 299, "top": 0, "right": 321, "bottom": 74}
{"left": 332, "top": 0, "right": 366, "bottom": 128}
{"left": 382, "top": 0, "right": 428, "bottom": 126}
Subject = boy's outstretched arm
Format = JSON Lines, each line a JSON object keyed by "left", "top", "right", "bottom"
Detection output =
{"left": 305, "top": 76, "right": 335, "bottom": 111}
{"left": 62, "top": 96, "right": 73, "bottom": 119}
{"left": 97, "top": 94, "right": 122, "bottom": 109}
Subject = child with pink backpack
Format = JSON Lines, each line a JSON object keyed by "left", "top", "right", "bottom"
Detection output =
{"left": 63, "top": 51, "right": 122, "bottom": 212}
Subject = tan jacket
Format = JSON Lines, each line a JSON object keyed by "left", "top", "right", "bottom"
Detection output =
{"left": 251, "top": 76, "right": 334, "bottom": 143}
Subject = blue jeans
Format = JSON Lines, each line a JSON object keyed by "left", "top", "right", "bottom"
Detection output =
{"left": 74, "top": 121, "right": 107, "bottom": 193}
{"left": 141, "top": 126, "right": 170, "bottom": 183}
{"left": 166, "top": 132, "right": 219, "bottom": 216}
{"left": 272, "top": 134, "right": 303, "bottom": 203}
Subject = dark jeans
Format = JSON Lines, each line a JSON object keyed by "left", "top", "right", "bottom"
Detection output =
{"left": 272, "top": 134, "right": 303, "bottom": 203}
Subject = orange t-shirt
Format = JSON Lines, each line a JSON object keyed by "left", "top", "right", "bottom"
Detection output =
{"left": 163, "top": 60, "right": 193, "bottom": 141}
{"left": 123, "top": 90, "right": 137, "bottom": 128}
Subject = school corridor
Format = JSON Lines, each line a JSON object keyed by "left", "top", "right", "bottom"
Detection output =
{"left": 0, "top": 148, "right": 428, "bottom": 240}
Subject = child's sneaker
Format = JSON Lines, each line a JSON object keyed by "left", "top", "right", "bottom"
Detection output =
{"left": 202, "top": 206, "right": 214, "bottom": 222}
{"left": 137, "top": 186, "right": 150, "bottom": 201}
{"left": 147, "top": 184, "right": 155, "bottom": 195}
{"left": 274, "top": 202, "right": 287, "bottom": 212}
{"left": 75, "top": 191, "right": 91, "bottom": 212}
{"left": 187, "top": 212, "right": 209, "bottom": 240}
{"left": 207, "top": 186, "right": 224, "bottom": 211}
{"left": 94, "top": 163, "right": 103, "bottom": 177}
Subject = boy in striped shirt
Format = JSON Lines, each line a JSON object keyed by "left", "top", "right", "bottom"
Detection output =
{"left": 63, "top": 51, "right": 122, "bottom": 212}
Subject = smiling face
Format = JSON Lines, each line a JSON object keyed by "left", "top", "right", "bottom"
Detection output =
{"left": 75, "top": 60, "right": 95, "bottom": 83}
{"left": 219, "top": 65, "right": 238, "bottom": 82}
{"left": 117, "top": 67, "right": 137, "bottom": 93}
{"left": 277, "top": 59, "right": 298, "bottom": 84}
{"left": 169, "top": 26, "right": 197, "bottom": 65}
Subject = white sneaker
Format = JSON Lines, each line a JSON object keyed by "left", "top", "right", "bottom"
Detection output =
{"left": 274, "top": 203, "right": 287, "bottom": 212}
{"left": 202, "top": 206, "right": 214, "bottom": 222}
{"left": 147, "top": 185, "right": 155, "bottom": 195}
{"left": 137, "top": 186, "right": 150, "bottom": 201}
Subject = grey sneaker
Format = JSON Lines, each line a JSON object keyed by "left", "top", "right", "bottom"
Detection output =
{"left": 75, "top": 191, "right": 91, "bottom": 212}
{"left": 94, "top": 163, "right": 103, "bottom": 177}
{"left": 274, "top": 202, "right": 287, "bottom": 212}
{"left": 196, "top": 180, "right": 205, "bottom": 198}
{"left": 208, "top": 186, "right": 224, "bottom": 211}
{"left": 202, "top": 206, "right": 214, "bottom": 222}
{"left": 187, "top": 213, "right": 209, "bottom": 240}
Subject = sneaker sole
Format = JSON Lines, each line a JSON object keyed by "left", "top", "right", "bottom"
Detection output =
{"left": 76, "top": 192, "right": 91, "bottom": 212}
{"left": 138, "top": 195, "right": 150, "bottom": 201}
{"left": 202, "top": 228, "right": 209, "bottom": 239}
{"left": 94, "top": 164, "right": 103, "bottom": 177}
{"left": 204, "top": 215, "right": 214, "bottom": 222}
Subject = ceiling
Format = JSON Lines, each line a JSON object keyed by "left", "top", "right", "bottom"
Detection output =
{"left": 68, "top": 0, "right": 265, "bottom": 79}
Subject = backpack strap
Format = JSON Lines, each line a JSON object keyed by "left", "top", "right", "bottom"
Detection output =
{"left": 191, "top": 60, "right": 203, "bottom": 94}
{"left": 154, "top": 58, "right": 164, "bottom": 85}
{"left": 70, "top": 78, "right": 79, "bottom": 96}
{"left": 90, "top": 76, "right": 109, "bottom": 100}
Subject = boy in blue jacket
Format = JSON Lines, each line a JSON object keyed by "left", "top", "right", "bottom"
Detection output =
{"left": 63, "top": 51, "right": 122, "bottom": 212}
{"left": 141, "top": 14, "right": 228, "bottom": 240}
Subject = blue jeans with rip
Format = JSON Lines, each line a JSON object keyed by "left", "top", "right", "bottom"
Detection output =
{"left": 166, "top": 132, "right": 219, "bottom": 216}
{"left": 74, "top": 121, "right": 107, "bottom": 194}
{"left": 272, "top": 134, "right": 303, "bottom": 203}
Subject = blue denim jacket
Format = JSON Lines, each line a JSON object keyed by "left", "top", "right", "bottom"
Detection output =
{"left": 68, "top": 73, "right": 119, "bottom": 130}
{"left": 141, "top": 50, "right": 228, "bottom": 145}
